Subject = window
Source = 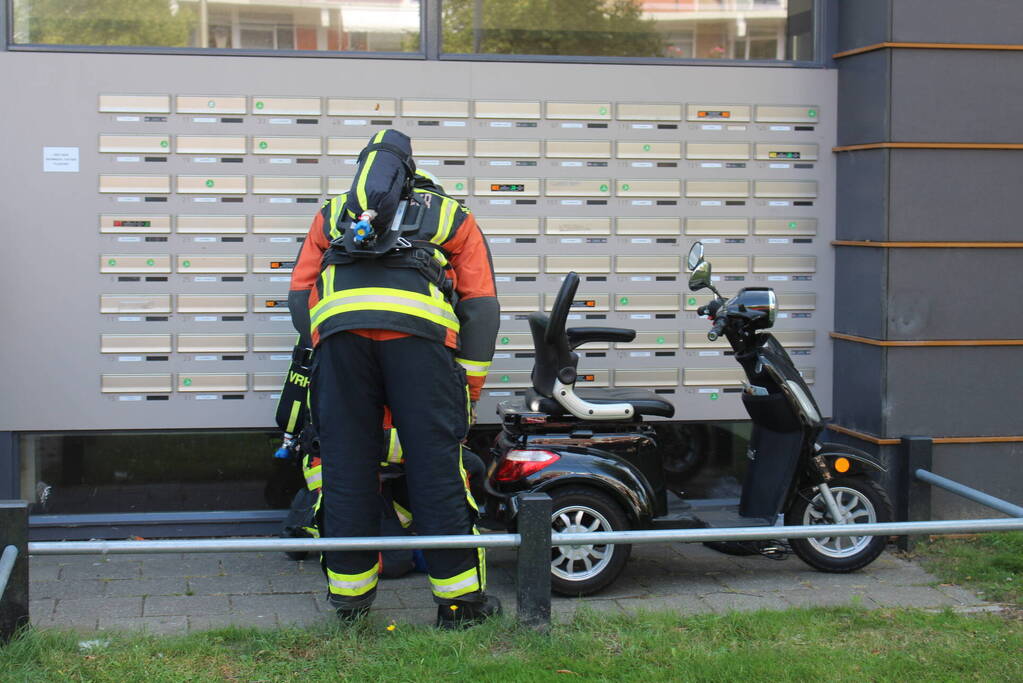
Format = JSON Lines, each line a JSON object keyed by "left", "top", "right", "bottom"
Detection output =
{"left": 441, "top": 0, "right": 814, "bottom": 62}
{"left": 10, "top": 0, "right": 423, "bottom": 53}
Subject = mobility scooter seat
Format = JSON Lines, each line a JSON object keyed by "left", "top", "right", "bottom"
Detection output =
{"left": 525, "top": 387, "right": 675, "bottom": 419}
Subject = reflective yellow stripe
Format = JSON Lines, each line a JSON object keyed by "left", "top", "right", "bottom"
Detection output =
{"left": 456, "top": 358, "right": 491, "bottom": 378}
{"left": 285, "top": 400, "right": 302, "bottom": 433}
{"left": 327, "top": 563, "right": 379, "bottom": 597}
{"left": 328, "top": 194, "right": 347, "bottom": 240}
{"left": 303, "top": 466, "right": 322, "bottom": 491}
{"left": 459, "top": 445, "right": 478, "bottom": 513}
{"left": 431, "top": 197, "right": 457, "bottom": 245}
{"left": 429, "top": 566, "right": 480, "bottom": 599}
{"left": 310, "top": 287, "right": 460, "bottom": 332}
{"left": 356, "top": 130, "right": 387, "bottom": 211}
{"left": 392, "top": 501, "right": 413, "bottom": 529}
{"left": 301, "top": 525, "right": 321, "bottom": 539}
{"left": 386, "top": 429, "right": 403, "bottom": 464}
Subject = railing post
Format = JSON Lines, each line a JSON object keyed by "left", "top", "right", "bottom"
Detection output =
{"left": 1, "top": 501, "right": 29, "bottom": 643}
{"left": 515, "top": 493, "right": 552, "bottom": 630}
{"left": 899, "top": 437, "right": 933, "bottom": 551}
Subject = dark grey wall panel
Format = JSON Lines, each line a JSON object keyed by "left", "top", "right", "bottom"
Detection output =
{"left": 884, "top": 347, "right": 1023, "bottom": 437}
{"left": 891, "top": 50, "right": 1023, "bottom": 142}
{"left": 832, "top": 339, "right": 885, "bottom": 436}
{"left": 836, "top": 149, "right": 888, "bottom": 241}
{"left": 837, "top": 0, "right": 891, "bottom": 53}
{"left": 837, "top": 50, "right": 891, "bottom": 145}
{"left": 893, "top": 0, "right": 1023, "bottom": 45}
{"left": 889, "top": 149, "right": 1023, "bottom": 242}
{"left": 932, "top": 442, "right": 1023, "bottom": 519}
{"left": 834, "top": 246, "right": 886, "bottom": 338}
{"left": 887, "top": 249, "right": 1023, "bottom": 340}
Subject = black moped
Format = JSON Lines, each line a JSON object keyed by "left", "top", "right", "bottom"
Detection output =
{"left": 484, "top": 242, "right": 894, "bottom": 596}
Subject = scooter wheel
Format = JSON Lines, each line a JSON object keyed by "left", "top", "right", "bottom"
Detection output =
{"left": 548, "top": 486, "right": 632, "bottom": 597}
{"left": 784, "top": 476, "right": 893, "bottom": 573}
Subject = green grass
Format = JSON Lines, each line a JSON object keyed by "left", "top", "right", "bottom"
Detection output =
{"left": 915, "top": 531, "right": 1023, "bottom": 606}
{"left": 2, "top": 607, "right": 1022, "bottom": 682}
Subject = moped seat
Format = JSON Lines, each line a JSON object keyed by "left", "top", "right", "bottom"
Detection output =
{"left": 526, "top": 387, "right": 675, "bottom": 419}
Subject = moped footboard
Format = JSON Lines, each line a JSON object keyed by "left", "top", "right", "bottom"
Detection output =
{"left": 817, "top": 441, "right": 887, "bottom": 476}
{"left": 739, "top": 423, "right": 804, "bottom": 521}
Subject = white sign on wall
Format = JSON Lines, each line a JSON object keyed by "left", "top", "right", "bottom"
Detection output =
{"left": 43, "top": 147, "right": 79, "bottom": 172}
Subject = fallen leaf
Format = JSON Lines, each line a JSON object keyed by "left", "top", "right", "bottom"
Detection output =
{"left": 556, "top": 670, "right": 579, "bottom": 676}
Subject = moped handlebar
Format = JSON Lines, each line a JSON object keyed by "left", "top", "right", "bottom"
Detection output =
{"left": 707, "top": 315, "right": 727, "bottom": 342}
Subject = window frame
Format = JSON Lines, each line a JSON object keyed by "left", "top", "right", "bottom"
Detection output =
{"left": 3, "top": 0, "right": 832, "bottom": 67}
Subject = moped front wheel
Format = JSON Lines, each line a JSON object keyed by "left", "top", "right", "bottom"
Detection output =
{"left": 784, "top": 476, "right": 893, "bottom": 573}
{"left": 548, "top": 487, "right": 632, "bottom": 596}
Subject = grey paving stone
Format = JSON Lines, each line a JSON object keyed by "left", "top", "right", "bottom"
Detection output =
{"left": 276, "top": 609, "right": 329, "bottom": 628}
{"left": 862, "top": 585, "right": 961, "bottom": 609}
{"left": 269, "top": 573, "right": 324, "bottom": 594}
{"left": 97, "top": 616, "right": 189, "bottom": 634}
{"left": 715, "top": 571, "right": 816, "bottom": 592}
{"left": 29, "top": 558, "right": 60, "bottom": 582}
{"left": 616, "top": 594, "right": 713, "bottom": 616}
{"left": 30, "top": 598, "right": 55, "bottom": 620}
{"left": 552, "top": 598, "right": 624, "bottom": 619}
{"left": 218, "top": 554, "right": 297, "bottom": 577}
{"left": 189, "top": 614, "right": 278, "bottom": 631}
{"left": 935, "top": 583, "right": 985, "bottom": 606}
{"left": 36, "top": 615, "right": 99, "bottom": 631}
{"left": 801, "top": 573, "right": 878, "bottom": 590}
{"left": 55, "top": 597, "right": 142, "bottom": 620}
{"left": 139, "top": 555, "right": 224, "bottom": 578}
{"left": 702, "top": 591, "right": 791, "bottom": 613}
{"left": 60, "top": 559, "right": 141, "bottom": 581}
{"left": 30, "top": 579, "right": 107, "bottom": 600}
{"left": 188, "top": 574, "right": 272, "bottom": 595}
{"left": 397, "top": 588, "right": 446, "bottom": 609}
{"left": 229, "top": 593, "right": 317, "bottom": 620}
{"left": 144, "top": 594, "right": 230, "bottom": 617}
{"left": 867, "top": 563, "right": 940, "bottom": 586}
{"left": 372, "top": 607, "right": 437, "bottom": 626}
{"left": 778, "top": 589, "right": 878, "bottom": 609}
{"left": 102, "top": 577, "right": 188, "bottom": 597}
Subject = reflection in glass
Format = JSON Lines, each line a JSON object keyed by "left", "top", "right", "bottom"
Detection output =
{"left": 20, "top": 432, "right": 302, "bottom": 515}
{"left": 442, "top": 0, "right": 813, "bottom": 61}
{"left": 11, "top": 0, "right": 422, "bottom": 53}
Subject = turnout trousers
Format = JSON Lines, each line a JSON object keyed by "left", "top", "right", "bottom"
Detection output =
{"left": 311, "top": 331, "right": 485, "bottom": 609}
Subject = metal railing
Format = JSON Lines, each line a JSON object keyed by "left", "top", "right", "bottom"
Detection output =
{"left": 4, "top": 440, "right": 1023, "bottom": 636}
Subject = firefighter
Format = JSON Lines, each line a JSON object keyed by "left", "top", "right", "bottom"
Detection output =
{"left": 288, "top": 129, "right": 500, "bottom": 628}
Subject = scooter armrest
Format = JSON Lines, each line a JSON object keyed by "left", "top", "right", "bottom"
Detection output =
{"left": 566, "top": 327, "right": 636, "bottom": 350}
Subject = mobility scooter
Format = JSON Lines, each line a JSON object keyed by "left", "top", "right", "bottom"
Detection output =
{"left": 484, "top": 242, "right": 893, "bottom": 595}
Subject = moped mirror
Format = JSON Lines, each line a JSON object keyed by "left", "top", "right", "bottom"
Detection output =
{"left": 686, "top": 241, "right": 704, "bottom": 271}
{"left": 688, "top": 260, "right": 712, "bottom": 292}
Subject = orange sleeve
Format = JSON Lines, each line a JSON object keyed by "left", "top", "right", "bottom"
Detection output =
{"left": 290, "top": 210, "right": 329, "bottom": 294}
{"left": 446, "top": 214, "right": 497, "bottom": 302}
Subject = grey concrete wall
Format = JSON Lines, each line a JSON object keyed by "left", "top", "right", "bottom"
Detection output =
{"left": 834, "top": 1, "right": 1023, "bottom": 517}
{"left": 892, "top": 0, "right": 1023, "bottom": 45}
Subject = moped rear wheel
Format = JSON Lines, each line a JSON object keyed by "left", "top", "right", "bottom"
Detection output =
{"left": 548, "top": 487, "right": 632, "bottom": 596}
{"left": 785, "top": 476, "right": 893, "bottom": 573}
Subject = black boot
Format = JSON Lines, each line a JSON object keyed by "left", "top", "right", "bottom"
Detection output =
{"left": 435, "top": 594, "right": 502, "bottom": 630}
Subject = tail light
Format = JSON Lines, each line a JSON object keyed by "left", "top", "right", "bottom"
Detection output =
{"left": 494, "top": 449, "right": 560, "bottom": 482}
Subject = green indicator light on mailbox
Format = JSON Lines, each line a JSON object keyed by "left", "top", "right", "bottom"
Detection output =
{"left": 259, "top": 141, "right": 268, "bottom": 149}
{"left": 182, "top": 260, "right": 191, "bottom": 268}
{"left": 622, "top": 184, "right": 631, "bottom": 191}
{"left": 255, "top": 101, "right": 264, "bottom": 109}
{"left": 183, "top": 378, "right": 192, "bottom": 386}
{"left": 643, "top": 145, "right": 651, "bottom": 151}
{"left": 687, "top": 297, "right": 697, "bottom": 306}
{"left": 619, "top": 297, "right": 629, "bottom": 305}
{"left": 205, "top": 179, "right": 214, "bottom": 188}
{"left": 656, "top": 336, "right": 665, "bottom": 344}
{"left": 500, "top": 375, "right": 510, "bottom": 383}
{"left": 500, "top": 337, "right": 510, "bottom": 344}
{"left": 710, "top": 392, "right": 719, "bottom": 400}
{"left": 107, "top": 258, "right": 117, "bottom": 266}
{"left": 808, "top": 109, "right": 817, "bottom": 117}
{"left": 456, "top": 183, "right": 464, "bottom": 190}
{"left": 599, "top": 107, "right": 608, "bottom": 115}
{"left": 160, "top": 140, "right": 168, "bottom": 148}
{"left": 599, "top": 184, "right": 608, "bottom": 192}
{"left": 146, "top": 259, "right": 154, "bottom": 266}
{"left": 789, "top": 221, "right": 798, "bottom": 228}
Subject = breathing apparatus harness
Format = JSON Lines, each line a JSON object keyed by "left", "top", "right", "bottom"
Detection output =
{"left": 321, "top": 142, "right": 457, "bottom": 305}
